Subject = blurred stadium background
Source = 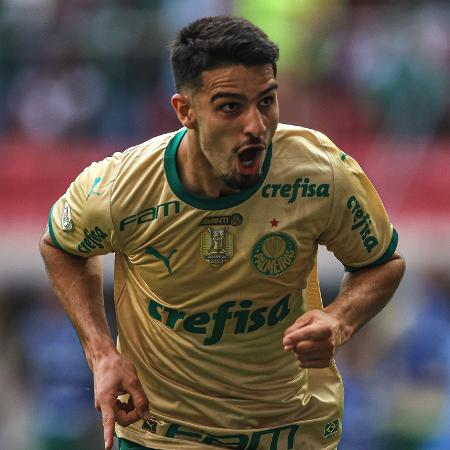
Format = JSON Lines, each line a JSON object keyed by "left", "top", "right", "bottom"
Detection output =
{"left": 0, "top": 1, "right": 449, "bottom": 449}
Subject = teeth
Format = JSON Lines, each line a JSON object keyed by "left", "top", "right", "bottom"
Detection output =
{"left": 242, "top": 161, "right": 252, "bottom": 167}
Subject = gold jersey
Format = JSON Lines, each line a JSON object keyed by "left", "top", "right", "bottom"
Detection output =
{"left": 49, "top": 124, "right": 398, "bottom": 450}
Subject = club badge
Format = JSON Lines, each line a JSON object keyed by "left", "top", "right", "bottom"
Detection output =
{"left": 251, "top": 232, "right": 297, "bottom": 276}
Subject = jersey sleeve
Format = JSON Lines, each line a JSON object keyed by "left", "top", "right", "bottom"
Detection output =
{"left": 316, "top": 132, "right": 398, "bottom": 271}
{"left": 48, "top": 155, "right": 121, "bottom": 257}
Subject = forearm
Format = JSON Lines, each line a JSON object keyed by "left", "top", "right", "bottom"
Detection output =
{"left": 39, "top": 232, "right": 117, "bottom": 369}
{"left": 324, "top": 252, "right": 406, "bottom": 346}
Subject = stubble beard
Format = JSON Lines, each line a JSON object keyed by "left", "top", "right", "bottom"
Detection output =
{"left": 222, "top": 172, "right": 262, "bottom": 190}
{"left": 195, "top": 128, "right": 263, "bottom": 191}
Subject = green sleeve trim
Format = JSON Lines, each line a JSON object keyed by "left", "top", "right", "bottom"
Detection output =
{"left": 345, "top": 228, "right": 398, "bottom": 272}
{"left": 48, "top": 204, "right": 65, "bottom": 251}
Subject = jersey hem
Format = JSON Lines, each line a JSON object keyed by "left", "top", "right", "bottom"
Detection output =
{"left": 116, "top": 429, "right": 225, "bottom": 450}
{"left": 344, "top": 228, "right": 398, "bottom": 272}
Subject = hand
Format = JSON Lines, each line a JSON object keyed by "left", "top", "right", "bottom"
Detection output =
{"left": 93, "top": 353, "right": 150, "bottom": 450}
{"left": 283, "top": 310, "right": 343, "bottom": 368}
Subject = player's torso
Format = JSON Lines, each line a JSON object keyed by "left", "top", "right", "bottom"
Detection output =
{"left": 110, "top": 126, "right": 336, "bottom": 392}
{"left": 112, "top": 126, "right": 343, "bottom": 448}
{"left": 112, "top": 126, "right": 333, "bottom": 312}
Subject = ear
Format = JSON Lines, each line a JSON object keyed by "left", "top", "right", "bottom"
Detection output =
{"left": 171, "top": 93, "right": 196, "bottom": 129}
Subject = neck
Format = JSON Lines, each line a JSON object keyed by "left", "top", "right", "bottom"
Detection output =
{"left": 176, "top": 130, "right": 236, "bottom": 198}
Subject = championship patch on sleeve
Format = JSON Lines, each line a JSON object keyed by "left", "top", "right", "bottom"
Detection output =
{"left": 60, "top": 201, "right": 74, "bottom": 232}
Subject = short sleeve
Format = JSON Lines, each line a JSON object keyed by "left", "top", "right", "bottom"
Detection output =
{"left": 48, "top": 155, "right": 121, "bottom": 257}
{"left": 317, "top": 133, "right": 398, "bottom": 271}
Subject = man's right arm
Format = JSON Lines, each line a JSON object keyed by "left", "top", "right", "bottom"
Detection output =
{"left": 39, "top": 230, "right": 150, "bottom": 450}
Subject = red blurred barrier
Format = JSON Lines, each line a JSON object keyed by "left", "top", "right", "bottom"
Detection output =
{"left": 1, "top": 136, "right": 449, "bottom": 226}
{"left": 0, "top": 137, "right": 113, "bottom": 224}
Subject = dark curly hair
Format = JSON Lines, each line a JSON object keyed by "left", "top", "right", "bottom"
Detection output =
{"left": 170, "top": 16, "right": 279, "bottom": 91}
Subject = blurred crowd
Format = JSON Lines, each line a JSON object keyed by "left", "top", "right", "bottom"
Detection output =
{"left": 1, "top": 1, "right": 449, "bottom": 450}
{"left": 1, "top": 269, "right": 450, "bottom": 450}
{"left": 0, "top": 0, "right": 448, "bottom": 144}
{"left": 337, "top": 267, "right": 450, "bottom": 450}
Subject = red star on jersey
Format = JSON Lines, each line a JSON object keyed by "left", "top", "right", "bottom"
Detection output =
{"left": 270, "top": 218, "right": 279, "bottom": 227}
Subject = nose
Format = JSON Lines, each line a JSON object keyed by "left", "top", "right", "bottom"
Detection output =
{"left": 243, "top": 106, "right": 266, "bottom": 139}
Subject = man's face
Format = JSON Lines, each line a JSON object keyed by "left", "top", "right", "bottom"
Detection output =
{"left": 188, "top": 64, "right": 279, "bottom": 190}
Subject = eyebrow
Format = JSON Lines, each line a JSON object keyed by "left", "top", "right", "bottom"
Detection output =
{"left": 210, "top": 82, "right": 278, "bottom": 104}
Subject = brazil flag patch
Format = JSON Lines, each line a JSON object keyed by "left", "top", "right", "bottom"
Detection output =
{"left": 324, "top": 418, "right": 340, "bottom": 439}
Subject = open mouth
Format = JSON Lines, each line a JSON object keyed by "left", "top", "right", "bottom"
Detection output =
{"left": 238, "top": 147, "right": 260, "bottom": 167}
{"left": 236, "top": 144, "right": 264, "bottom": 174}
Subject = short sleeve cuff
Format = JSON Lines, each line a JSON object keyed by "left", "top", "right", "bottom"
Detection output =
{"left": 48, "top": 204, "right": 65, "bottom": 251}
{"left": 344, "top": 228, "right": 398, "bottom": 273}
{"left": 48, "top": 204, "right": 80, "bottom": 256}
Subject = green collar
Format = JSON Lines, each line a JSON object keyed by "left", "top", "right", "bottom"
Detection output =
{"left": 164, "top": 129, "right": 272, "bottom": 210}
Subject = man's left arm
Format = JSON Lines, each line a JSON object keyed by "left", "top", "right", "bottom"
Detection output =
{"left": 283, "top": 252, "right": 405, "bottom": 368}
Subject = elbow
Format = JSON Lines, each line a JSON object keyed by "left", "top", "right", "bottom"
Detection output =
{"left": 39, "top": 228, "right": 54, "bottom": 259}
{"left": 39, "top": 232, "right": 47, "bottom": 257}
{"left": 388, "top": 252, "right": 406, "bottom": 288}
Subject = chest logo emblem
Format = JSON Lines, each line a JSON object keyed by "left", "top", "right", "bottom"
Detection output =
{"left": 201, "top": 226, "right": 233, "bottom": 267}
{"left": 251, "top": 232, "right": 297, "bottom": 276}
{"left": 145, "top": 246, "right": 177, "bottom": 274}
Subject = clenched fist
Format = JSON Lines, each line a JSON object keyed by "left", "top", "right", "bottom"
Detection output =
{"left": 283, "top": 309, "right": 344, "bottom": 368}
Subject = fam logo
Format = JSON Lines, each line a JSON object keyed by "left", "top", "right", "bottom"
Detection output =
{"left": 119, "top": 201, "right": 180, "bottom": 231}
{"left": 252, "top": 232, "right": 297, "bottom": 276}
{"left": 141, "top": 417, "right": 300, "bottom": 450}
{"left": 162, "top": 422, "right": 299, "bottom": 449}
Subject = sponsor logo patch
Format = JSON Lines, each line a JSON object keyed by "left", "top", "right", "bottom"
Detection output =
{"left": 165, "top": 422, "right": 299, "bottom": 449}
{"left": 261, "top": 177, "right": 330, "bottom": 203}
{"left": 199, "top": 213, "right": 243, "bottom": 227}
{"left": 347, "top": 196, "right": 379, "bottom": 253}
{"left": 77, "top": 226, "right": 108, "bottom": 254}
{"left": 148, "top": 294, "right": 291, "bottom": 345}
{"left": 141, "top": 418, "right": 300, "bottom": 449}
{"left": 251, "top": 232, "right": 296, "bottom": 276}
{"left": 119, "top": 201, "right": 180, "bottom": 231}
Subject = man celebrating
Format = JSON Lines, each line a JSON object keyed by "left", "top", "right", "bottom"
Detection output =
{"left": 40, "top": 16, "right": 405, "bottom": 450}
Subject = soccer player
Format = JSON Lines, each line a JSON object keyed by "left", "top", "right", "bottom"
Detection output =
{"left": 40, "top": 16, "right": 405, "bottom": 450}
